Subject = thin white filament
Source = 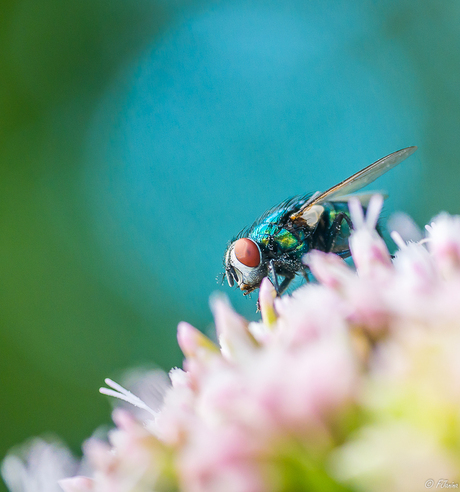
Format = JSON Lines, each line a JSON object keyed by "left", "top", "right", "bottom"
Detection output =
{"left": 390, "top": 231, "right": 406, "bottom": 250}
{"left": 99, "top": 378, "right": 156, "bottom": 417}
{"left": 348, "top": 197, "right": 365, "bottom": 228}
{"left": 366, "top": 194, "right": 384, "bottom": 229}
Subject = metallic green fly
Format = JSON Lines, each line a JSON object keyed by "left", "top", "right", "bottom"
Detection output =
{"left": 224, "top": 146, "right": 417, "bottom": 296}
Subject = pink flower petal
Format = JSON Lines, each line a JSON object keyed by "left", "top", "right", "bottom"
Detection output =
{"left": 59, "top": 477, "right": 94, "bottom": 492}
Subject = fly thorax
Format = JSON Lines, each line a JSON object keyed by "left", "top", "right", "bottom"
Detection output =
{"left": 273, "top": 229, "right": 300, "bottom": 252}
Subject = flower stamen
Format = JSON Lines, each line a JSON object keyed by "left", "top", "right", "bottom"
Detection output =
{"left": 99, "top": 378, "right": 156, "bottom": 417}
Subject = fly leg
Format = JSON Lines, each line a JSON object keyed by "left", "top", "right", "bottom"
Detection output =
{"left": 300, "top": 264, "right": 310, "bottom": 283}
{"left": 325, "top": 213, "right": 353, "bottom": 253}
{"left": 268, "top": 260, "right": 294, "bottom": 296}
{"left": 268, "top": 261, "right": 280, "bottom": 294}
{"left": 278, "top": 275, "right": 294, "bottom": 295}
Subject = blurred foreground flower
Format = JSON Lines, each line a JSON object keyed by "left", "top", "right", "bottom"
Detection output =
{"left": 4, "top": 197, "right": 460, "bottom": 492}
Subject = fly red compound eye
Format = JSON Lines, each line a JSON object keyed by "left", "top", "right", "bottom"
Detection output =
{"left": 233, "top": 238, "right": 261, "bottom": 267}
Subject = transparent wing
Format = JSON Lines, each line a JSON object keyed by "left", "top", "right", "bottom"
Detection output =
{"left": 327, "top": 191, "right": 388, "bottom": 205}
{"left": 290, "top": 146, "right": 417, "bottom": 222}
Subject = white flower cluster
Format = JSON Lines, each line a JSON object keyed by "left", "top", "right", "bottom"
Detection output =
{"left": 4, "top": 197, "right": 460, "bottom": 492}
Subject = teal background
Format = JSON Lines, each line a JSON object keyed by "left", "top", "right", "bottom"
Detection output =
{"left": 1, "top": 0, "right": 460, "bottom": 489}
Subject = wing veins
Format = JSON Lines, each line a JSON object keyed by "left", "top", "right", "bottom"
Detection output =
{"left": 290, "top": 146, "right": 417, "bottom": 221}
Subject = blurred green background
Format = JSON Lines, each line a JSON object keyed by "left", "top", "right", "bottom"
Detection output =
{"left": 1, "top": 0, "right": 460, "bottom": 489}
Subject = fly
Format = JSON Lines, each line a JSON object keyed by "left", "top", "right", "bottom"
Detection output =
{"left": 223, "top": 146, "right": 417, "bottom": 297}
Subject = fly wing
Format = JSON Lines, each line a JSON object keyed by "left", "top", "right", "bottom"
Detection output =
{"left": 290, "top": 146, "right": 417, "bottom": 222}
{"left": 327, "top": 191, "right": 388, "bottom": 205}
